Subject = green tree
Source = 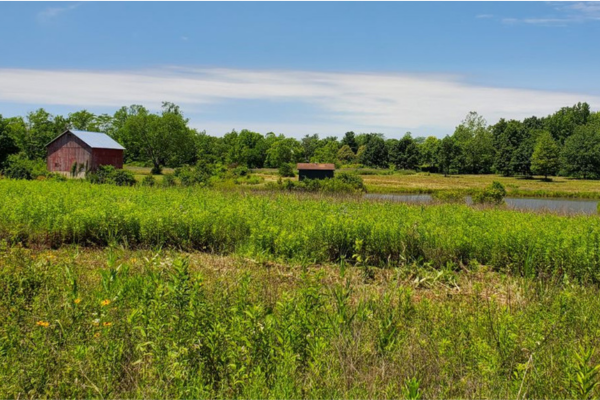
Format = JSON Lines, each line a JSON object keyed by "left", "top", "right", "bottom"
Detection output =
{"left": 311, "top": 140, "right": 340, "bottom": 164}
{"left": 437, "top": 135, "right": 461, "bottom": 176}
{"left": 358, "top": 133, "right": 388, "bottom": 168}
{"left": 341, "top": 131, "right": 358, "bottom": 153}
{"left": 531, "top": 131, "right": 561, "bottom": 179}
{"left": 0, "top": 115, "right": 19, "bottom": 168}
{"left": 453, "top": 112, "right": 494, "bottom": 174}
{"left": 68, "top": 110, "right": 99, "bottom": 131}
{"left": 265, "top": 138, "right": 303, "bottom": 168}
{"left": 561, "top": 124, "right": 600, "bottom": 179}
{"left": 387, "top": 133, "right": 420, "bottom": 170}
{"left": 419, "top": 136, "right": 440, "bottom": 172}
{"left": 336, "top": 144, "right": 356, "bottom": 164}
{"left": 119, "top": 103, "right": 196, "bottom": 173}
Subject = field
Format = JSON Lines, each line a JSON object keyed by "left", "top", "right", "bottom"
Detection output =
{"left": 3, "top": 179, "right": 600, "bottom": 398}
{"left": 251, "top": 167, "right": 600, "bottom": 198}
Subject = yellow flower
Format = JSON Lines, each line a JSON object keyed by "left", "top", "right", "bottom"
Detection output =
{"left": 130, "top": 258, "right": 137, "bottom": 263}
{"left": 74, "top": 298, "right": 81, "bottom": 304}
{"left": 36, "top": 321, "right": 50, "bottom": 328}
{"left": 94, "top": 332, "right": 101, "bottom": 338}
{"left": 103, "top": 322, "right": 113, "bottom": 327}
{"left": 101, "top": 299, "right": 111, "bottom": 306}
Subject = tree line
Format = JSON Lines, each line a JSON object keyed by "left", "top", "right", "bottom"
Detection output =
{"left": 1, "top": 101, "right": 599, "bottom": 179}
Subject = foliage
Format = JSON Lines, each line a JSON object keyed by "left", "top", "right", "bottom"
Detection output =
{"left": 561, "top": 124, "right": 600, "bottom": 179}
{"left": 531, "top": 131, "right": 561, "bottom": 179}
{"left": 472, "top": 181, "right": 507, "bottom": 205}
{"left": 2, "top": 153, "right": 47, "bottom": 180}
{"left": 141, "top": 175, "right": 156, "bottom": 187}
{"left": 1, "top": 246, "right": 600, "bottom": 398}
{"left": 161, "top": 173, "right": 177, "bottom": 187}
{"left": 86, "top": 165, "right": 136, "bottom": 186}
{"left": 278, "top": 163, "right": 295, "bottom": 178}
{"left": 4, "top": 180, "right": 600, "bottom": 282}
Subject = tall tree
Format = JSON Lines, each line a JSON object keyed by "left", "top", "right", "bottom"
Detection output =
{"left": 437, "top": 135, "right": 460, "bottom": 176}
{"left": 531, "top": 131, "right": 561, "bottom": 179}
{"left": 561, "top": 124, "right": 600, "bottom": 179}
{"left": 387, "top": 133, "right": 420, "bottom": 170}
{"left": 341, "top": 131, "right": 358, "bottom": 153}
{"left": 358, "top": 133, "right": 388, "bottom": 168}
{"left": 0, "top": 115, "right": 19, "bottom": 168}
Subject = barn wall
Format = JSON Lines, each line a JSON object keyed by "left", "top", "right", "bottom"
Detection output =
{"left": 298, "top": 169, "right": 335, "bottom": 181}
{"left": 47, "top": 133, "right": 92, "bottom": 176}
{"left": 91, "top": 149, "right": 124, "bottom": 170}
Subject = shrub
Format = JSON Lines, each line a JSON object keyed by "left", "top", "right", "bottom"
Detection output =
{"left": 2, "top": 154, "right": 48, "bottom": 180}
{"left": 473, "top": 181, "right": 507, "bottom": 205}
{"left": 278, "top": 163, "right": 296, "bottom": 178}
{"left": 432, "top": 190, "right": 467, "bottom": 204}
{"left": 162, "top": 173, "right": 177, "bottom": 187}
{"left": 334, "top": 172, "right": 366, "bottom": 192}
{"left": 86, "top": 165, "right": 136, "bottom": 186}
{"left": 141, "top": 175, "right": 156, "bottom": 187}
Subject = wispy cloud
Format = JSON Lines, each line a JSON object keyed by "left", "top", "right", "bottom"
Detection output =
{"left": 501, "top": 1, "right": 600, "bottom": 26}
{"left": 476, "top": 14, "right": 494, "bottom": 19}
{"left": 0, "top": 67, "right": 597, "bottom": 136}
{"left": 37, "top": 3, "right": 80, "bottom": 23}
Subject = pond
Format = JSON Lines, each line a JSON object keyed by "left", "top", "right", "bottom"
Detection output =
{"left": 364, "top": 193, "right": 599, "bottom": 215}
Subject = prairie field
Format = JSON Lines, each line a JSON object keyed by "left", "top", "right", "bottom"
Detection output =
{"left": 2, "top": 179, "right": 600, "bottom": 398}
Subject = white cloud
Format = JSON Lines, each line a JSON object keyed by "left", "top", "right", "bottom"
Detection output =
{"left": 0, "top": 67, "right": 598, "bottom": 136}
{"left": 502, "top": 1, "right": 600, "bottom": 26}
{"left": 476, "top": 14, "right": 494, "bottom": 19}
{"left": 37, "top": 3, "right": 80, "bottom": 22}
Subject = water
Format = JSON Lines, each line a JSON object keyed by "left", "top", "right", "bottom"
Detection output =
{"left": 364, "top": 193, "right": 599, "bottom": 215}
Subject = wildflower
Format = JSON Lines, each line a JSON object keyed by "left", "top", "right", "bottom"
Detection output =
{"left": 103, "top": 322, "right": 113, "bottom": 327}
{"left": 130, "top": 258, "right": 137, "bottom": 263}
{"left": 92, "top": 319, "right": 100, "bottom": 326}
{"left": 101, "top": 299, "right": 111, "bottom": 306}
{"left": 36, "top": 321, "right": 50, "bottom": 328}
{"left": 74, "top": 298, "right": 81, "bottom": 304}
{"left": 94, "top": 332, "right": 101, "bottom": 338}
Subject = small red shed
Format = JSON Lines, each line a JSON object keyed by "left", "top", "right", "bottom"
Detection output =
{"left": 47, "top": 129, "right": 125, "bottom": 177}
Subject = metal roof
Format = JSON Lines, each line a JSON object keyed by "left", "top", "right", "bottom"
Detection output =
{"left": 48, "top": 130, "right": 125, "bottom": 150}
{"left": 296, "top": 163, "right": 336, "bottom": 170}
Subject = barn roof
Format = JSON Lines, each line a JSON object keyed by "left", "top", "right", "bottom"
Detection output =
{"left": 296, "top": 163, "right": 336, "bottom": 170}
{"left": 47, "top": 129, "right": 125, "bottom": 150}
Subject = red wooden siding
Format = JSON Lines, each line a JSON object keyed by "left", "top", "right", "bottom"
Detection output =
{"left": 92, "top": 149, "right": 124, "bottom": 170}
{"left": 47, "top": 132, "right": 92, "bottom": 172}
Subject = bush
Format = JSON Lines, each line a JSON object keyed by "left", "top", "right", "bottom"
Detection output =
{"left": 86, "top": 165, "right": 136, "bottom": 186}
{"left": 267, "top": 174, "right": 365, "bottom": 194}
{"left": 141, "top": 175, "right": 156, "bottom": 187}
{"left": 432, "top": 190, "right": 467, "bottom": 204}
{"left": 2, "top": 154, "right": 48, "bottom": 180}
{"left": 278, "top": 163, "right": 296, "bottom": 178}
{"left": 473, "top": 181, "right": 507, "bottom": 205}
{"left": 334, "top": 172, "right": 366, "bottom": 192}
{"left": 162, "top": 173, "right": 177, "bottom": 187}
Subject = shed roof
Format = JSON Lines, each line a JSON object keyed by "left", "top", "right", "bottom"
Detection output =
{"left": 296, "top": 163, "right": 336, "bottom": 170}
{"left": 47, "top": 129, "right": 125, "bottom": 150}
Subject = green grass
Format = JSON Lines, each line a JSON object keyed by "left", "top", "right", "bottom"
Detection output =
{"left": 3, "top": 180, "right": 600, "bottom": 282}
{"left": 1, "top": 246, "right": 600, "bottom": 398}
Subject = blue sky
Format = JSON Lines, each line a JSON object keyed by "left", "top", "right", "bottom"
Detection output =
{"left": 1, "top": 1, "right": 599, "bottom": 138}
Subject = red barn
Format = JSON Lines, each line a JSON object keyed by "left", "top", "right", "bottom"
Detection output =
{"left": 47, "top": 129, "right": 125, "bottom": 177}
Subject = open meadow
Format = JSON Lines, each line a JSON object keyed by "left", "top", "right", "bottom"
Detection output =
{"left": 3, "top": 179, "right": 600, "bottom": 398}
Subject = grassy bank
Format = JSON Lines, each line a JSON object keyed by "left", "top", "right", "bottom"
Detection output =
{"left": 3, "top": 180, "right": 600, "bottom": 282}
{"left": 2, "top": 246, "right": 600, "bottom": 398}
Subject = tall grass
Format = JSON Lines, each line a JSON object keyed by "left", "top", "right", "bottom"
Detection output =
{"left": 3, "top": 180, "right": 600, "bottom": 282}
{"left": 1, "top": 247, "right": 600, "bottom": 398}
